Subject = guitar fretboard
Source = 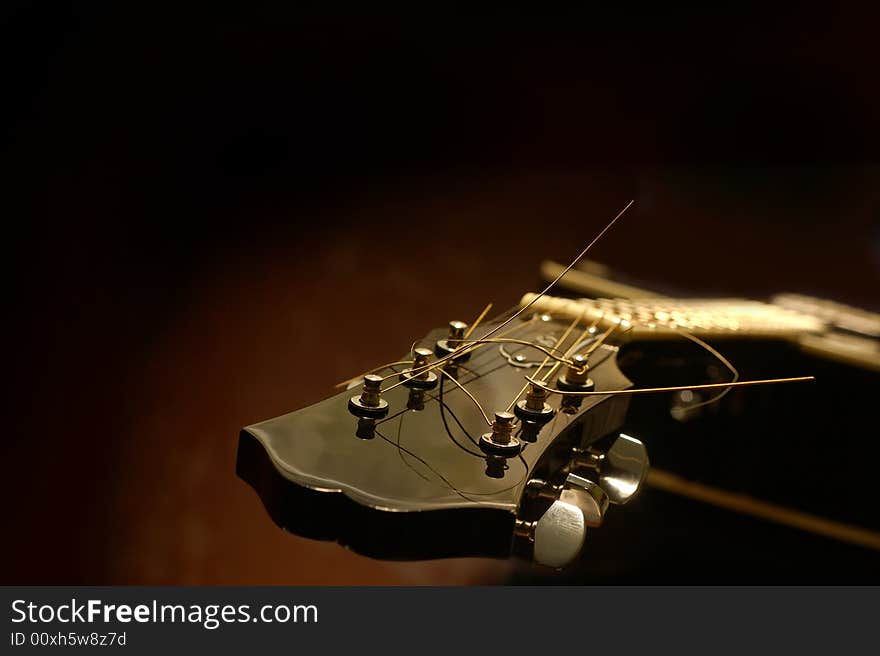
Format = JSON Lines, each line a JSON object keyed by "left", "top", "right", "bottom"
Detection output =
{"left": 519, "top": 294, "right": 826, "bottom": 341}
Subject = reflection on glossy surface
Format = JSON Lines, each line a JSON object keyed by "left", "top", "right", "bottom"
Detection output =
{"left": 407, "top": 389, "right": 426, "bottom": 411}
{"left": 559, "top": 473, "right": 609, "bottom": 527}
{"left": 592, "top": 434, "right": 649, "bottom": 505}
{"left": 484, "top": 455, "right": 508, "bottom": 479}
{"left": 519, "top": 420, "right": 543, "bottom": 443}
{"left": 532, "top": 498, "right": 587, "bottom": 569}
{"left": 355, "top": 418, "right": 376, "bottom": 440}
{"left": 560, "top": 395, "right": 584, "bottom": 415}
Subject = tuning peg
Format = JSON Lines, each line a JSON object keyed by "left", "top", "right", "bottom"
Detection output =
{"left": 572, "top": 433, "right": 649, "bottom": 505}
{"left": 516, "top": 473, "right": 609, "bottom": 569}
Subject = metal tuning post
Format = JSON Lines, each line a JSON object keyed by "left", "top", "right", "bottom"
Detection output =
{"left": 348, "top": 374, "right": 390, "bottom": 419}
{"left": 516, "top": 473, "right": 609, "bottom": 569}
{"left": 557, "top": 353, "right": 594, "bottom": 414}
{"left": 398, "top": 347, "right": 439, "bottom": 390}
{"left": 434, "top": 320, "right": 471, "bottom": 361}
{"left": 514, "top": 382, "right": 555, "bottom": 425}
{"left": 478, "top": 411, "right": 522, "bottom": 457}
{"left": 571, "top": 433, "right": 649, "bottom": 505}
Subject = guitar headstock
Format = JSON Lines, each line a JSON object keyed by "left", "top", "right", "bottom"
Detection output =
{"left": 236, "top": 310, "right": 649, "bottom": 568}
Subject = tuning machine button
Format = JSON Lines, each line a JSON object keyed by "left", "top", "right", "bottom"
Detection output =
{"left": 516, "top": 473, "right": 609, "bottom": 569}
{"left": 572, "top": 433, "right": 649, "bottom": 505}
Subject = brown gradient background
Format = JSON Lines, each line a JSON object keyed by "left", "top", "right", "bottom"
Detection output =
{"left": 4, "top": 6, "right": 879, "bottom": 584}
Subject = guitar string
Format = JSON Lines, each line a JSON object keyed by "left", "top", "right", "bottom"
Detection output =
{"left": 412, "top": 324, "right": 744, "bottom": 502}
{"left": 401, "top": 326, "right": 610, "bottom": 498}
{"left": 463, "top": 302, "right": 494, "bottom": 340}
{"left": 375, "top": 425, "right": 530, "bottom": 502}
{"left": 395, "top": 409, "right": 433, "bottom": 483}
{"left": 457, "top": 318, "right": 536, "bottom": 368}
{"left": 372, "top": 324, "right": 771, "bottom": 509}
{"left": 437, "top": 320, "right": 578, "bottom": 452}
{"left": 378, "top": 317, "right": 540, "bottom": 392}
{"left": 503, "top": 319, "right": 624, "bottom": 425}
{"left": 440, "top": 368, "right": 494, "bottom": 426}
{"left": 503, "top": 313, "right": 584, "bottom": 413}
{"left": 375, "top": 334, "right": 539, "bottom": 499}
{"left": 344, "top": 201, "right": 777, "bottom": 495}
{"left": 673, "top": 328, "right": 740, "bottom": 409}
{"left": 437, "top": 376, "right": 484, "bottom": 454}
{"left": 340, "top": 197, "right": 824, "bottom": 508}
{"left": 332, "top": 304, "right": 496, "bottom": 389}
{"left": 414, "top": 336, "right": 530, "bottom": 409}
{"left": 466, "top": 200, "right": 634, "bottom": 345}
{"left": 383, "top": 341, "right": 530, "bottom": 458}
{"left": 376, "top": 319, "right": 620, "bottom": 502}
{"left": 380, "top": 331, "right": 578, "bottom": 392}
{"left": 381, "top": 312, "right": 616, "bottom": 452}
{"left": 536, "top": 317, "right": 619, "bottom": 385}
{"left": 373, "top": 306, "right": 741, "bottom": 499}
{"left": 379, "top": 345, "right": 817, "bottom": 513}
{"left": 389, "top": 310, "right": 616, "bottom": 444}
{"left": 374, "top": 200, "right": 634, "bottom": 387}
{"left": 524, "top": 375, "right": 815, "bottom": 397}
{"left": 381, "top": 313, "right": 538, "bottom": 386}
{"left": 334, "top": 360, "right": 414, "bottom": 389}
{"left": 456, "top": 337, "right": 577, "bottom": 366}
{"left": 377, "top": 304, "right": 805, "bottom": 510}
{"left": 374, "top": 426, "right": 478, "bottom": 503}
{"left": 431, "top": 314, "right": 594, "bottom": 428}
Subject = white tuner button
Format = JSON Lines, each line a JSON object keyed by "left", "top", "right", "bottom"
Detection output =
{"left": 519, "top": 473, "right": 609, "bottom": 569}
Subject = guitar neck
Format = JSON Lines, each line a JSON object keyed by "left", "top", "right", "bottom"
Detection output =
{"left": 520, "top": 293, "right": 880, "bottom": 371}
{"left": 519, "top": 293, "right": 825, "bottom": 341}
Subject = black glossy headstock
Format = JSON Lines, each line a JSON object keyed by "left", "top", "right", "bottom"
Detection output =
{"left": 236, "top": 312, "right": 637, "bottom": 563}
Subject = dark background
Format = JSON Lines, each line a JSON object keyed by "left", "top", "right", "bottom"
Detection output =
{"left": 4, "top": 5, "right": 878, "bottom": 584}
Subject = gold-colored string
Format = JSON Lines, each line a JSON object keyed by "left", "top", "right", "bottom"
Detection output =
{"left": 334, "top": 360, "right": 415, "bottom": 389}
{"left": 378, "top": 317, "right": 535, "bottom": 392}
{"left": 463, "top": 303, "right": 493, "bottom": 340}
{"left": 469, "top": 200, "right": 634, "bottom": 345}
{"left": 674, "top": 328, "right": 740, "bottom": 409}
{"left": 533, "top": 318, "right": 621, "bottom": 390}
{"left": 504, "top": 313, "right": 585, "bottom": 413}
{"left": 374, "top": 200, "right": 634, "bottom": 389}
{"left": 457, "top": 337, "right": 575, "bottom": 366}
{"left": 440, "top": 370, "right": 493, "bottom": 426}
{"left": 524, "top": 375, "right": 815, "bottom": 397}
